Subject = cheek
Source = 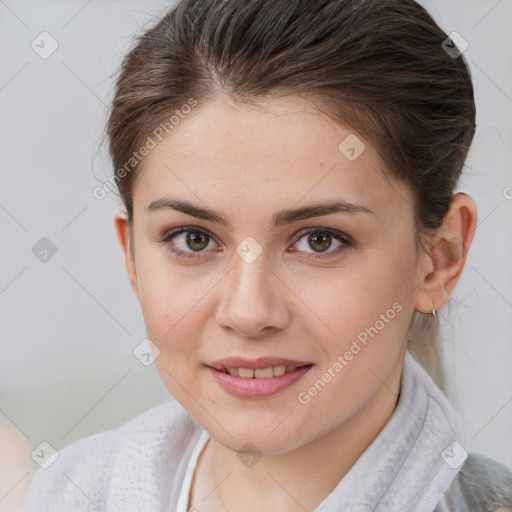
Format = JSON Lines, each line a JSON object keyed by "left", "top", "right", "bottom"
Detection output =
{"left": 139, "top": 279, "right": 207, "bottom": 349}
{"left": 293, "top": 275, "right": 409, "bottom": 433}
{"left": 300, "top": 255, "right": 413, "bottom": 388}
{"left": 299, "top": 261, "right": 403, "bottom": 338}
{"left": 137, "top": 265, "right": 210, "bottom": 401}
{"left": 134, "top": 248, "right": 210, "bottom": 337}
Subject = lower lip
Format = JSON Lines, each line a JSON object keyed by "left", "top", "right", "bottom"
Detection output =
{"left": 208, "top": 365, "right": 313, "bottom": 399}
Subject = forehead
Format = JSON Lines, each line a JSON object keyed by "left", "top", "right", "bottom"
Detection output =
{"left": 133, "top": 95, "right": 414, "bottom": 223}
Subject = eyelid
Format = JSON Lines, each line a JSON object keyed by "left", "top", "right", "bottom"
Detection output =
{"left": 293, "top": 227, "right": 354, "bottom": 246}
{"left": 160, "top": 225, "right": 216, "bottom": 242}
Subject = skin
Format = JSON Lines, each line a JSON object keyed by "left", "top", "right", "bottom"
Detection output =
{"left": 0, "top": 422, "right": 31, "bottom": 512}
{"left": 114, "top": 94, "right": 477, "bottom": 512}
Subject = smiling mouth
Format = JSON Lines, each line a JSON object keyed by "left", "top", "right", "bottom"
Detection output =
{"left": 218, "top": 365, "right": 312, "bottom": 378}
{"left": 207, "top": 362, "right": 314, "bottom": 399}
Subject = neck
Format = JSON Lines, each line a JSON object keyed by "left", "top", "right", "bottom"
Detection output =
{"left": 190, "top": 352, "right": 405, "bottom": 512}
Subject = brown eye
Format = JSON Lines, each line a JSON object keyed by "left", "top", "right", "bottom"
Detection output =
{"left": 293, "top": 229, "right": 353, "bottom": 260}
{"left": 308, "top": 231, "right": 333, "bottom": 252}
{"left": 185, "top": 231, "right": 210, "bottom": 251}
{"left": 161, "top": 227, "right": 218, "bottom": 259}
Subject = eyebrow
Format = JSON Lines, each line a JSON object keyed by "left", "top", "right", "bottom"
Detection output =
{"left": 145, "top": 198, "right": 374, "bottom": 230}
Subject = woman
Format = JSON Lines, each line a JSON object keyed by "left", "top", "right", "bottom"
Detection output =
{"left": 23, "top": 0, "right": 512, "bottom": 510}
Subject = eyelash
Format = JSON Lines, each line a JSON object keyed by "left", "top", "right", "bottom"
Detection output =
{"left": 160, "top": 226, "right": 354, "bottom": 261}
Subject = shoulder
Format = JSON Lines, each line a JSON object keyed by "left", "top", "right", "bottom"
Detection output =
{"left": 437, "top": 451, "right": 512, "bottom": 512}
{"left": 22, "top": 399, "right": 194, "bottom": 512}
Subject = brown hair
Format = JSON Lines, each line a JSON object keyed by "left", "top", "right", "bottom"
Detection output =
{"left": 105, "top": 0, "right": 476, "bottom": 390}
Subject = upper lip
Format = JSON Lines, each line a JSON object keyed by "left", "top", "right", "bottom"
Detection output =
{"left": 208, "top": 357, "right": 312, "bottom": 370}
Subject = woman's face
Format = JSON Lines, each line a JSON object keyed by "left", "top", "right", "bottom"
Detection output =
{"left": 117, "top": 95, "right": 429, "bottom": 453}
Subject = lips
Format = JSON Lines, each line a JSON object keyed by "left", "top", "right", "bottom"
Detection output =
{"left": 207, "top": 357, "right": 313, "bottom": 399}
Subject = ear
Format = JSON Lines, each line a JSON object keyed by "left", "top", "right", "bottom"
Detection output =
{"left": 113, "top": 210, "right": 140, "bottom": 302}
{"left": 414, "top": 193, "right": 478, "bottom": 314}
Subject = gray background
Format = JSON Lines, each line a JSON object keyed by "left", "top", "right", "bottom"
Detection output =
{"left": 1, "top": 0, "right": 511, "bottom": 475}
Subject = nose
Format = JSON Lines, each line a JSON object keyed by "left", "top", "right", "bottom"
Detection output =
{"left": 214, "top": 250, "right": 290, "bottom": 338}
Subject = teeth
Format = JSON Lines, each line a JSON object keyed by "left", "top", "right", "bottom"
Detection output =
{"left": 254, "top": 367, "right": 273, "bottom": 379}
{"left": 224, "top": 365, "right": 300, "bottom": 379}
{"left": 273, "top": 365, "right": 286, "bottom": 376}
{"left": 238, "top": 368, "right": 255, "bottom": 378}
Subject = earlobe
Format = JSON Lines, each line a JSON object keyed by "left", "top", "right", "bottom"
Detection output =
{"left": 113, "top": 210, "right": 140, "bottom": 302}
{"left": 414, "top": 193, "right": 478, "bottom": 315}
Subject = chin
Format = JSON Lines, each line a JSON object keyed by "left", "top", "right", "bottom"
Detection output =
{"left": 196, "top": 409, "right": 318, "bottom": 455}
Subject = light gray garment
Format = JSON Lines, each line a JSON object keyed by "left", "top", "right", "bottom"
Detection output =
{"left": 23, "top": 351, "right": 512, "bottom": 511}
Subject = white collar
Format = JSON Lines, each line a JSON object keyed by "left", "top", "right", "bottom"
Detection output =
{"left": 320, "top": 350, "right": 467, "bottom": 511}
